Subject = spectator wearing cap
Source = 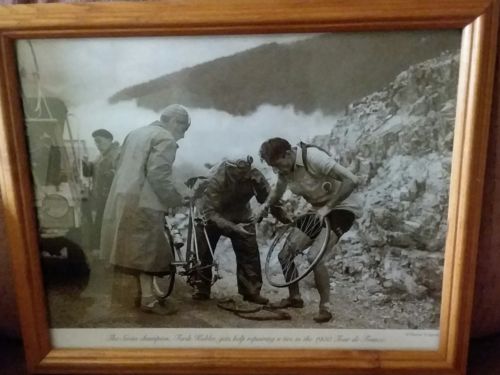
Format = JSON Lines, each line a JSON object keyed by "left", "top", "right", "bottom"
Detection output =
{"left": 192, "top": 156, "right": 291, "bottom": 304}
{"left": 82, "top": 129, "right": 120, "bottom": 259}
{"left": 100, "top": 104, "right": 191, "bottom": 315}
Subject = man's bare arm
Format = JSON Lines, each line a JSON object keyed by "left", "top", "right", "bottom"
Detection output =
{"left": 256, "top": 174, "right": 288, "bottom": 222}
{"left": 266, "top": 174, "right": 288, "bottom": 206}
{"left": 325, "top": 163, "right": 359, "bottom": 209}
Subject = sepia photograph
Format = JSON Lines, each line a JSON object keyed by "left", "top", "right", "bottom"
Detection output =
{"left": 16, "top": 30, "right": 461, "bottom": 350}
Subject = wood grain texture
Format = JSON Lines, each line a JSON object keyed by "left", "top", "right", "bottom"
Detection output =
{"left": 37, "top": 348, "right": 450, "bottom": 375}
{"left": 0, "top": 34, "right": 51, "bottom": 373}
{"left": 0, "top": 1, "right": 497, "bottom": 374}
{"left": 0, "top": 0, "right": 492, "bottom": 35}
{"left": 440, "top": 2, "right": 500, "bottom": 373}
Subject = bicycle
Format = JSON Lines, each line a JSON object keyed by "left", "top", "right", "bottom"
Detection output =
{"left": 264, "top": 213, "right": 331, "bottom": 287}
{"left": 152, "top": 179, "right": 221, "bottom": 299}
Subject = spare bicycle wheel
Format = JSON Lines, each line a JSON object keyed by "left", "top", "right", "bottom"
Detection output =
{"left": 265, "top": 213, "right": 331, "bottom": 287}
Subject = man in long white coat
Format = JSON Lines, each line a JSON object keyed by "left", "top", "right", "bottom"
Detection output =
{"left": 101, "top": 104, "right": 190, "bottom": 315}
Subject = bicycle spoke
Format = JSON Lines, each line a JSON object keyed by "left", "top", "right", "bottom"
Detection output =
{"left": 302, "top": 214, "right": 315, "bottom": 235}
{"left": 282, "top": 234, "right": 294, "bottom": 255}
{"left": 282, "top": 254, "right": 298, "bottom": 282}
{"left": 265, "top": 215, "right": 331, "bottom": 287}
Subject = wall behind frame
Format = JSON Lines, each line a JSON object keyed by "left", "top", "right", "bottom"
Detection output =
{"left": 470, "top": 27, "right": 500, "bottom": 337}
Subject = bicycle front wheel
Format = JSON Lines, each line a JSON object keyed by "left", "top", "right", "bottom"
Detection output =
{"left": 153, "top": 268, "right": 176, "bottom": 300}
{"left": 265, "top": 213, "right": 331, "bottom": 287}
{"left": 153, "top": 229, "right": 177, "bottom": 299}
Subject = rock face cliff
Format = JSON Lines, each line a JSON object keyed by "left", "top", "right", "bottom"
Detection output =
{"left": 308, "top": 51, "right": 459, "bottom": 302}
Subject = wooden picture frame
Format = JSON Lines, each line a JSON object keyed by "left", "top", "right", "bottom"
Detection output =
{"left": 0, "top": 1, "right": 498, "bottom": 374}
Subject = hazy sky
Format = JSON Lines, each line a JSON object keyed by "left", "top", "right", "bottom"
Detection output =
{"left": 17, "top": 35, "right": 314, "bottom": 105}
{"left": 16, "top": 34, "right": 335, "bottom": 174}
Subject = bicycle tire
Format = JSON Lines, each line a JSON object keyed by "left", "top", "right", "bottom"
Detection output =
{"left": 153, "top": 228, "right": 177, "bottom": 300}
{"left": 264, "top": 213, "right": 331, "bottom": 287}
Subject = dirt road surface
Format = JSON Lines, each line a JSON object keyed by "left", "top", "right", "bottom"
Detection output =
{"left": 47, "top": 250, "right": 439, "bottom": 330}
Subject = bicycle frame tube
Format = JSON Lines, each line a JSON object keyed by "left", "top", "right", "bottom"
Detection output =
{"left": 190, "top": 204, "right": 201, "bottom": 263}
{"left": 186, "top": 207, "right": 194, "bottom": 261}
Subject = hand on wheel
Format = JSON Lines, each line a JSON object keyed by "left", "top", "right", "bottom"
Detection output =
{"left": 316, "top": 205, "right": 332, "bottom": 222}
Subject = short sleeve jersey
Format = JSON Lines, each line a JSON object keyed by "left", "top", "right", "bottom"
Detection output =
{"left": 281, "top": 146, "right": 362, "bottom": 217}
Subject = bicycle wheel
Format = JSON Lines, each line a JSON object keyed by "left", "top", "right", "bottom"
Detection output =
{"left": 265, "top": 213, "right": 331, "bottom": 287}
{"left": 186, "top": 224, "right": 220, "bottom": 287}
{"left": 153, "top": 270, "right": 175, "bottom": 299}
{"left": 153, "top": 227, "right": 177, "bottom": 299}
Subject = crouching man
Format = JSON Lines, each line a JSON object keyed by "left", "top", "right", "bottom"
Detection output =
{"left": 193, "top": 156, "right": 290, "bottom": 304}
{"left": 257, "top": 138, "right": 361, "bottom": 323}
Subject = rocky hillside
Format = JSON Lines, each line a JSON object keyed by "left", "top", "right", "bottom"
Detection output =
{"left": 109, "top": 31, "right": 460, "bottom": 116}
{"left": 309, "top": 51, "right": 459, "bottom": 301}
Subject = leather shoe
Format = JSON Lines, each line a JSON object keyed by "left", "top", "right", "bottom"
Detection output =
{"left": 313, "top": 309, "right": 332, "bottom": 323}
{"left": 243, "top": 294, "right": 269, "bottom": 305}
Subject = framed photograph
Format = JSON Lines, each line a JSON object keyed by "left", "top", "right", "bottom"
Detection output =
{"left": 0, "top": 1, "right": 498, "bottom": 374}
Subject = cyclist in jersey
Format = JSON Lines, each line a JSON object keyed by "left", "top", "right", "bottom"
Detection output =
{"left": 257, "top": 137, "right": 361, "bottom": 323}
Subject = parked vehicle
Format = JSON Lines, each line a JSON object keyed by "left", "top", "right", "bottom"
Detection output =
{"left": 19, "top": 41, "right": 91, "bottom": 293}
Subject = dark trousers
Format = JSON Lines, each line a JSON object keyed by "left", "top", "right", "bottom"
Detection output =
{"left": 92, "top": 203, "right": 106, "bottom": 250}
{"left": 195, "top": 222, "right": 262, "bottom": 297}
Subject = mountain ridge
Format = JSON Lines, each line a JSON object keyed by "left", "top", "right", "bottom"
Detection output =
{"left": 109, "top": 31, "right": 461, "bottom": 116}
